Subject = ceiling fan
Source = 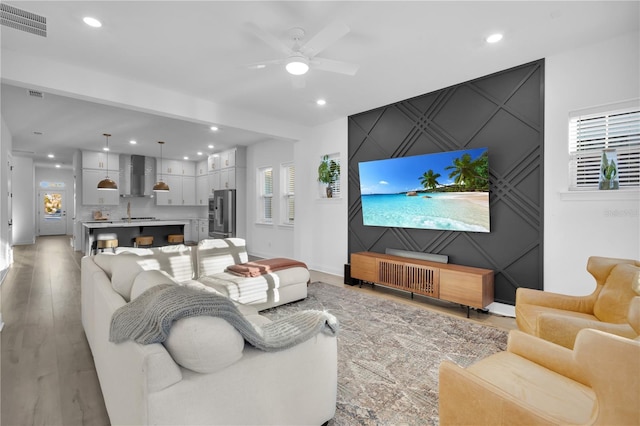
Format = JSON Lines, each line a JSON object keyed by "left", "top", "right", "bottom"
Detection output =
{"left": 247, "top": 22, "right": 359, "bottom": 87}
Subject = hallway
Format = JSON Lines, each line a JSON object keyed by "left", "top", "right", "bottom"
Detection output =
{"left": 1, "top": 236, "right": 109, "bottom": 425}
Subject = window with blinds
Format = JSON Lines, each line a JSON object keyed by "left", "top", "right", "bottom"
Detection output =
{"left": 568, "top": 102, "right": 640, "bottom": 190}
{"left": 259, "top": 167, "right": 273, "bottom": 223}
{"left": 281, "top": 163, "right": 295, "bottom": 225}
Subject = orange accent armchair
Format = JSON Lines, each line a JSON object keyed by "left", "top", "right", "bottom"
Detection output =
{"left": 438, "top": 297, "right": 640, "bottom": 425}
{"left": 515, "top": 256, "right": 640, "bottom": 348}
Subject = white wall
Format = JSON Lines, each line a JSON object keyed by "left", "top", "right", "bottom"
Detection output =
{"left": 0, "top": 118, "right": 12, "bottom": 273}
{"left": 544, "top": 31, "right": 640, "bottom": 295}
{"left": 11, "top": 156, "right": 35, "bottom": 245}
{"left": 246, "top": 139, "right": 295, "bottom": 259}
{"left": 294, "top": 118, "right": 349, "bottom": 276}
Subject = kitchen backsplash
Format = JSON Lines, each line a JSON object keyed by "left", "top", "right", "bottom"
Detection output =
{"left": 77, "top": 197, "right": 207, "bottom": 221}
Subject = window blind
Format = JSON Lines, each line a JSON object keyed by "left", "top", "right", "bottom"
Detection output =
{"left": 282, "top": 163, "right": 295, "bottom": 224}
{"left": 260, "top": 167, "right": 273, "bottom": 222}
{"left": 568, "top": 104, "right": 640, "bottom": 190}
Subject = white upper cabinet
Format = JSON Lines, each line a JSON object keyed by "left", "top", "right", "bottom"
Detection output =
{"left": 160, "top": 159, "right": 196, "bottom": 176}
{"left": 82, "top": 150, "right": 119, "bottom": 171}
{"left": 82, "top": 169, "right": 120, "bottom": 205}
{"left": 196, "top": 160, "right": 208, "bottom": 176}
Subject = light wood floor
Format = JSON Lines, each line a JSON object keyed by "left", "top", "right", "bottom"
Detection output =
{"left": 1, "top": 236, "right": 515, "bottom": 425}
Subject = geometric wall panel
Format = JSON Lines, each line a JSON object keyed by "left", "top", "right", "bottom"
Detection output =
{"left": 348, "top": 60, "right": 545, "bottom": 305}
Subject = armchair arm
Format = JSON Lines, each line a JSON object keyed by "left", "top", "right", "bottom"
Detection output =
{"left": 587, "top": 256, "right": 638, "bottom": 286}
{"left": 574, "top": 329, "right": 640, "bottom": 425}
{"left": 536, "top": 313, "right": 637, "bottom": 349}
{"left": 516, "top": 287, "right": 596, "bottom": 314}
{"left": 506, "top": 330, "right": 585, "bottom": 385}
{"left": 438, "top": 361, "right": 559, "bottom": 425}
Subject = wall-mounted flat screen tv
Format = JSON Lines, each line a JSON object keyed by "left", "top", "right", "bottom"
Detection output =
{"left": 358, "top": 147, "right": 490, "bottom": 232}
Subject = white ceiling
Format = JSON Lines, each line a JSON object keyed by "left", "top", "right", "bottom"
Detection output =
{"left": 1, "top": 1, "right": 638, "bottom": 167}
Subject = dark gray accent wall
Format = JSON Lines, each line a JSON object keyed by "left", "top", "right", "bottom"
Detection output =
{"left": 348, "top": 60, "right": 544, "bottom": 305}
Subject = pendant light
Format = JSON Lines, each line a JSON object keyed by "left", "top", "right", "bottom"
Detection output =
{"left": 97, "top": 133, "right": 118, "bottom": 190}
{"left": 153, "top": 141, "right": 170, "bottom": 192}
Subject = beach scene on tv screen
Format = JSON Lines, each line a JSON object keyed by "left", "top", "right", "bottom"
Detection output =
{"left": 358, "top": 147, "right": 490, "bottom": 232}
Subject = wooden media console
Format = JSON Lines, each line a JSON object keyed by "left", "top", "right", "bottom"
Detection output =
{"left": 350, "top": 251, "right": 494, "bottom": 315}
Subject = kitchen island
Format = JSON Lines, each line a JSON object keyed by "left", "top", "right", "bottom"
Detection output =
{"left": 82, "top": 219, "right": 190, "bottom": 256}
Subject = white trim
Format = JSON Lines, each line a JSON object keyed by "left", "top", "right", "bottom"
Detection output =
{"left": 559, "top": 189, "right": 640, "bottom": 201}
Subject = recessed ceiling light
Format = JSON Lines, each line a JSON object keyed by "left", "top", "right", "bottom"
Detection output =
{"left": 316, "top": 99, "right": 327, "bottom": 106}
{"left": 47, "top": 154, "right": 54, "bottom": 158}
{"left": 183, "top": 156, "right": 189, "bottom": 160}
{"left": 83, "top": 17, "right": 102, "bottom": 28}
{"left": 129, "top": 140, "right": 137, "bottom": 145}
{"left": 208, "top": 144, "right": 214, "bottom": 149}
{"left": 256, "top": 64, "right": 266, "bottom": 69}
{"left": 210, "top": 126, "right": 219, "bottom": 131}
{"left": 486, "top": 33, "right": 503, "bottom": 43}
{"left": 197, "top": 152, "right": 203, "bottom": 156}
{"left": 103, "top": 147, "right": 109, "bottom": 152}
{"left": 55, "top": 164, "right": 61, "bottom": 168}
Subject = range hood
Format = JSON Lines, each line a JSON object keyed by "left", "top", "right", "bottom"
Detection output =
{"left": 119, "top": 154, "right": 156, "bottom": 198}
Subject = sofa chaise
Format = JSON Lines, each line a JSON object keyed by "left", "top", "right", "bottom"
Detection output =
{"left": 81, "top": 238, "right": 337, "bottom": 425}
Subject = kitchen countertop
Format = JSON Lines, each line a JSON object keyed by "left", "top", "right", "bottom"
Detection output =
{"left": 82, "top": 219, "right": 190, "bottom": 229}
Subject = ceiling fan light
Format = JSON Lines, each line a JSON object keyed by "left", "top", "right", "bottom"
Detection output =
{"left": 97, "top": 177, "right": 118, "bottom": 190}
{"left": 286, "top": 56, "right": 309, "bottom": 75}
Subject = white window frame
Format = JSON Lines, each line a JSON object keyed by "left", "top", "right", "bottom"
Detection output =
{"left": 257, "top": 166, "right": 273, "bottom": 224}
{"left": 568, "top": 100, "right": 640, "bottom": 191}
{"left": 281, "top": 162, "right": 295, "bottom": 225}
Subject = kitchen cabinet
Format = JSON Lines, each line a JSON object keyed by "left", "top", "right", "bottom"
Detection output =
{"left": 196, "top": 174, "right": 209, "bottom": 205}
{"left": 208, "top": 154, "right": 220, "bottom": 172}
{"left": 82, "top": 169, "right": 120, "bottom": 205}
{"left": 198, "top": 219, "right": 209, "bottom": 241}
{"left": 196, "top": 160, "right": 208, "bottom": 176}
{"left": 209, "top": 168, "right": 239, "bottom": 191}
{"left": 82, "top": 151, "right": 119, "bottom": 170}
{"left": 156, "top": 175, "right": 196, "bottom": 206}
{"left": 182, "top": 176, "right": 196, "bottom": 205}
{"left": 160, "top": 159, "right": 196, "bottom": 176}
{"left": 155, "top": 175, "right": 183, "bottom": 205}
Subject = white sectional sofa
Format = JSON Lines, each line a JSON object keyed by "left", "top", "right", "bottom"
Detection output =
{"left": 81, "top": 238, "right": 337, "bottom": 425}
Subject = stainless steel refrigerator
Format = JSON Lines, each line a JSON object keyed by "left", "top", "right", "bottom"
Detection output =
{"left": 208, "top": 189, "right": 236, "bottom": 238}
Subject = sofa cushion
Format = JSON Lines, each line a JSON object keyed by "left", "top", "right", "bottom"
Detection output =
{"left": 163, "top": 315, "right": 245, "bottom": 374}
{"left": 593, "top": 263, "right": 640, "bottom": 323}
{"left": 111, "top": 245, "right": 194, "bottom": 301}
{"left": 131, "top": 270, "right": 180, "bottom": 300}
{"left": 197, "top": 238, "right": 248, "bottom": 277}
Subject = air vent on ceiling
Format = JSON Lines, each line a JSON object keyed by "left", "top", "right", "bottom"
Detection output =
{"left": 27, "top": 89, "right": 44, "bottom": 99}
{"left": 1, "top": 3, "right": 47, "bottom": 37}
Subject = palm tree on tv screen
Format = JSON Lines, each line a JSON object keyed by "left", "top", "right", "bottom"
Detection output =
{"left": 445, "top": 152, "right": 489, "bottom": 191}
{"left": 419, "top": 170, "right": 441, "bottom": 190}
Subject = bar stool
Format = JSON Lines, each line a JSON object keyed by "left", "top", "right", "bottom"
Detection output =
{"left": 135, "top": 236, "right": 154, "bottom": 248}
{"left": 95, "top": 233, "right": 118, "bottom": 255}
{"left": 167, "top": 234, "right": 184, "bottom": 245}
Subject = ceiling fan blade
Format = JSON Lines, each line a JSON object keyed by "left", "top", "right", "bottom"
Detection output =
{"left": 245, "top": 22, "right": 292, "bottom": 56}
{"left": 246, "top": 58, "right": 285, "bottom": 70}
{"left": 311, "top": 57, "right": 359, "bottom": 76}
{"left": 301, "top": 23, "right": 350, "bottom": 57}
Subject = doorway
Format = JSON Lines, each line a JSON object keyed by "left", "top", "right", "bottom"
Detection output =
{"left": 38, "top": 190, "right": 67, "bottom": 235}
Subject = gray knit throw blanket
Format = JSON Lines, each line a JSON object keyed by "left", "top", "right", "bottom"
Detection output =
{"left": 109, "top": 284, "right": 339, "bottom": 351}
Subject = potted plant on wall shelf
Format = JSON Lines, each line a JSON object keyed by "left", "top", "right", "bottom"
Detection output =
{"left": 318, "top": 154, "right": 340, "bottom": 198}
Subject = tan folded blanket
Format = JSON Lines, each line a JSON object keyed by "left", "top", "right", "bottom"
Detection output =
{"left": 226, "top": 258, "right": 308, "bottom": 277}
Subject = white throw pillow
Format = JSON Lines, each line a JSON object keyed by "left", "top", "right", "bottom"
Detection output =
{"left": 164, "top": 316, "right": 245, "bottom": 374}
{"left": 110, "top": 246, "right": 195, "bottom": 301}
{"left": 130, "top": 270, "right": 179, "bottom": 300}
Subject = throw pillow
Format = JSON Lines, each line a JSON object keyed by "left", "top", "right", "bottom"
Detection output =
{"left": 163, "top": 315, "right": 245, "bottom": 374}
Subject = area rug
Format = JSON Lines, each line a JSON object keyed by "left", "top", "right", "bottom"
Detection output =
{"left": 261, "top": 282, "right": 508, "bottom": 426}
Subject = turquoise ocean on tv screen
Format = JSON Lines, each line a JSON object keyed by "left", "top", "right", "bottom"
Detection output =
{"left": 361, "top": 193, "right": 490, "bottom": 232}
